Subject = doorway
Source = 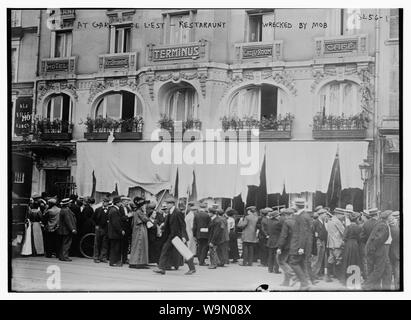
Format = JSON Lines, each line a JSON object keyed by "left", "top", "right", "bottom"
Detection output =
{"left": 45, "top": 169, "right": 71, "bottom": 199}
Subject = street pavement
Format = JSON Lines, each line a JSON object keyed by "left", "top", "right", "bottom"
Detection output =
{"left": 11, "top": 256, "right": 347, "bottom": 292}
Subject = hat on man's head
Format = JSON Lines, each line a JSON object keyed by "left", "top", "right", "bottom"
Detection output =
{"left": 349, "top": 211, "right": 361, "bottom": 222}
{"left": 164, "top": 196, "right": 176, "bottom": 204}
{"left": 188, "top": 201, "right": 195, "bottom": 207}
{"left": 315, "top": 205, "right": 323, "bottom": 212}
{"left": 31, "top": 193, "right": 41, "bottom": 199}
{"left": 317, "top": 208, "right": 328, "bottom": 216}
{"left": 380, "top": 210, "right": 393, "bottom": 220}
{"left": 246, "top": 206, "right": 257, "bottom": 212}
{"left": 294, "top": 198, "right": 306, "bottom": 207}
{"left": 392, "top": 211, "right": 400, "bottom": 219}
{"left": 60, "top": 198, "right": 72, "bottom": 206}
{"left": 261, "top": 207, "right": 273, "bottom": 215}
{"left": 367, "top": 208, "right": 380, "bottom": 217}
{"left": 48, "top": 197, "right": 57, "bottom": 205}
{"left": 112, "top": 196, "right": 122, "bottom": 204}
{"left": 268, "top": 210, "right": 280, "bottom": 219}
{"left": 199, "top": 202, "right": 208, "bottom": 209}
{"left": 102, "top": 197, "right": 110, "bottom": 203}
{"left": 121, "top": 196, "right": 131, "bottom": 202}
{"left": 333, "top": 208, "right": 345, "bottom": 215}
{"left": 346, "top": 204, "right": 354, "bottom": 211}
{"left": 209, "top": 207, "right": 217, "bottom": 214}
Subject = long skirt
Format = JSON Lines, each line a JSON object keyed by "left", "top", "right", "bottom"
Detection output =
{"left": 21, "top": 221, "right": 44, "bottom": 256}
{"left": 228, "top": 230, "right": 239, "bottom": 260}
{"left": 129, "top": 224, "right": 149, "bottom": 265}
{"left": 342, "top": 239, "right": 362, "bottom": 280}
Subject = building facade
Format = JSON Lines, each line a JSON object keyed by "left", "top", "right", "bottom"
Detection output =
{"left": 10, "top": 9, "right": 400, "bottom": 212}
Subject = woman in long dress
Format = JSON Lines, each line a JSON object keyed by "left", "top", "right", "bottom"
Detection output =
{"left": 21, "top": 201, "right": 44, "bottom": 256}
{"left": 342, "top": 211, "right": 362, "bottom": 284}
{"left": 129, "top": 198, "right": 150, "bottom": 269}
{"left": 226, "top": 208, "right": 240, "bottom": 263}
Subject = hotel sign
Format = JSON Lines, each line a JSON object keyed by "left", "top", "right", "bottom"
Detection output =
{"left": 324, "top": 39, "right": 358, "bottom": 54}
{"left": 44, "top": 60, "right": 69, "bottom": 72}
{"left": 242, "top": 46, "right": 273, "bottom": 59}
{"left": 14, "top": 97, "right": 33, "bottom": 136}
{"left": 151, "top": 45, "right": 201, "bottom": 61}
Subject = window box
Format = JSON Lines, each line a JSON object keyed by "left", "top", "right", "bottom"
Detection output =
{"left": 34, "top": 118, "right": 73, "bottom": 141}
{"left": 40, "top": 132, "right": 73, "bottom": 141}
{"left": 259, "top": 129, "right": 292, "bottom": 140}
{"left": 113, "top": 131, "right": 143, "bottom": 140}
{"left": 312, "top": 129, "right": 366, "bottom": 139}
{"left": 84, "top": 132, "right": 110, "bottom": 140}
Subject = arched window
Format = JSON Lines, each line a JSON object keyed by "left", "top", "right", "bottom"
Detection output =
{"left": 44, "top": 93, "right": 73, "bottom": 133}
{"left": 228, "top": 84, "right": 286, "bottom": 120}
{"left": 95, "top": 91, "right": 143, "bottom": 121}
{"left": 319, "top": 81, "right": 361, "bottom": 116}
{"left": 166, "top": 87, "right": 198, "bottom": 121}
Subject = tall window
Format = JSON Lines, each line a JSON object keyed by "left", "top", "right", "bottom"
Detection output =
{"left": 229, "top": 85, "right": 285, "bottom": 120}
{"left": 247, "top": 10, "right": 274, "bottom": 42}
{"left": 11, "top": 48, "right": 17, "bottom": 82}
{"left": 318, "top": 81, "right": 361, "bottom": 116}
{"left": 169, "top": 13, "right": 190, "bottom": 44}
{"left": 114, "top": 26, "right": 131, "bottom": 53}
{"left": 248, "top": 15, "right": 262, "bottom": 42}
{"left": 46, "top": 94, "right": 72, "bottom": 121}
{"left": 54, "top": 30, "right": 72, "bottom": 58}
{"left": 95, "top": 91, "right": 142, "bottom": 120}
{"left": 167, "top": 88, "right": 198, "bottom": 121}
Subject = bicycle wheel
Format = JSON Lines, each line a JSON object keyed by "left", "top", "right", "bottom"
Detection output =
{"left": 79, "top": 233, "right": 95, "bottom": 259}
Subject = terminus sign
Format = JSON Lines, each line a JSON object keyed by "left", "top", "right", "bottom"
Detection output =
{"left": 151, "top": 44, "right": 201, "bottom": 61}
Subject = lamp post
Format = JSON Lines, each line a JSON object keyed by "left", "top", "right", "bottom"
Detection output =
{"left": 359, "top": 160, "right": 371, "bottom": 210}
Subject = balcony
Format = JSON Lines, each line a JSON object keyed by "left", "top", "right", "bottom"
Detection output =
{"left": 158, "top": 116, "right": 202, "bottom": 141}
{"left": 234, "top": 41, "right": 283, "bottom": 63}
{"left": 146, "top": 40, "right": 209, "bottom": 65}
{"left": 34, "top": 118, "right": 73, "bottom": 141}
{"left": 83, "top": 116, "right": 143, "bottom": 141}
{"left": 314, "top": 34, "right": 368, "bottom": 59}
{"left": 98, "top": 52, "right": 138, "bottom": 73}
{"left": 40, "top": 56, "right": 76, "bottom": 76}
{"left": 312, "top": 112, "right": 369, "bottom": 139}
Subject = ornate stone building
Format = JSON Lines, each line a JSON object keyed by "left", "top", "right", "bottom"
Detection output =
{"left": 10, "top": 9, "right": 400, "bottom": 212}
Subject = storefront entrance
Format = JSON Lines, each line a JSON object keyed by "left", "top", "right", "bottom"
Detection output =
{"left": 45, "top": 169, "right": 72, "bottom": 199}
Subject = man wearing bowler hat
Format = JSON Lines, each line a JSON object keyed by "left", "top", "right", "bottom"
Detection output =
{"left": 154, "top": 196, "right": 196, "bottom": 275}
{"left": 192, "top": 203, "right": 211, "bottom": 266}
{"left": 108, "top": 196, "right": 124, "bottom": 266}
{"left": 360, "top": 207, "right": 380, "bottom": 279}
{"left": 43, "top": 197, "right": 60, "bottom": 258}
{"left": 92, "top": 197, "right": 110, "bottom": 263}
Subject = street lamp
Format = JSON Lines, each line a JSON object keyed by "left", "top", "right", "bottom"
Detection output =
{"left": 359, "top": 160, "right": 371, "bottom": 210}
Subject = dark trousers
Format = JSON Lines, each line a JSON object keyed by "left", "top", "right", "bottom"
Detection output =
{"left": 242, "top": 242, "right": 255, "bottom": 266}
{"left": 109, "top": 239, "right": 122, "bottom": 265}
{"left": 93, "top": 227, "right": 109, "bottom": 260}
{"left": 267, "top": 247, "right": 280, "bottom": 272}
{"left": 209, "top": 245, "right": 221, "bottom": 267}
{"left": 197, "top": 238, "right": 209, "bottom": 264}
{"left": 259, "top": 240, "right": 268, "bottom": 265}
{"left": 390, "top": 257, "right": 400, "bottom": 290}
{"left": 289, "top": 254, "right": 309, "bottom": 288}
{"left": 158, "top": 240, "right": 195, "bottom": 271}
{"left": 228, "top": 231, "right": 239, "bottom": 260}
{"left": 363, "top": 245, "right": 392, "bottom": 290}
{"left": 59, "top": 234, "right": 72, "bottom": 260}
{"left": 44, "top": 231, "right": 58, "bottom": 257}
{"left": 121, "top": 234, "right": 130, "bottom": 263}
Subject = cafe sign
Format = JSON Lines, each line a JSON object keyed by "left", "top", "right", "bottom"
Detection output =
{"left": 324, "top": 39, "right": 358, "bottom": 54}
{"left": 242, "top": 45, "right": 273, "bottom": 59}
{"left": 14, "top": 97, "right": 33, "bottom": 136}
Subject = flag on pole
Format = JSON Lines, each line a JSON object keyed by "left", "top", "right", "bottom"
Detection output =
{"left": 326, "top": 151, "right": 341, "bottom": 210}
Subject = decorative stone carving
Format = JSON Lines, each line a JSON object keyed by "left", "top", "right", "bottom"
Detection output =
{"left": 37, "top": 81, "right": 78, "bottom": 103}
{"left": 271, "top": 69, "right": 297, "bottom": 96}
{"left": 87, "top": 77, "right": 139, "bottom": 103}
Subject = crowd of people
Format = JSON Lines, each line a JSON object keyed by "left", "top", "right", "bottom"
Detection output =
{"left": 20, "top": 193, "right": 400, "bottom": 291}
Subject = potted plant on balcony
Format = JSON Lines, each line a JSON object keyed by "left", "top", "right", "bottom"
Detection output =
{"left": 158, "top": 113, "right": 174, "bottom": 141}
{"left": 35, "top": 117, "right": 73, "bottom": 141}
{"left": 182, "top": 117, "right": 202, "bottom": 141}
{"left": 82, "top": 116, "right": 112, "bottom": 140}
{"left": 114, "top": 116, "right": 144, "bottom": 140}
{"left": 259, "top": 113, "right": 294, "bottom": 139}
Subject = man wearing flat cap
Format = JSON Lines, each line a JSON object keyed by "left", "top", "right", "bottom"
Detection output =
{"left": 43, "top": 197, "right": 60, "bottom": 258}
{"left": 360, "top": 208, "right": 380, "bottom": 279}
{"left": 57, "top": 198, "right": 77, "bottom": 261}
{"left": 108, "top": 196, "right": 125, "bottom": 266}
{"left": 288, "top": 198, "right": 313, "bottom": 290}
{"left": 193, "top": 205, "right": 211, "bottom": 266}
{"left": 154, "top": 196, "right": 196, "bottom": 275}
{"left": 363, "top": 210, "right": 394, "bottom": 290}
{"left": 238, "top": 206, "right": 259, "bottom": 266}
{"left": 264, "top": 209, "right": 282, "bottom": 274}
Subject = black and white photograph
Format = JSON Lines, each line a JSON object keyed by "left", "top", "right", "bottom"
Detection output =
{"left": 7, "top": 4, "right": 403, "bottom": 294}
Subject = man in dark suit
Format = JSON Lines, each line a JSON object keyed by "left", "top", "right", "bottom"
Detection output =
{"left": 57, "top": 198, "right": 77, "bottom": 261}
{"left": 311, "top": 208, "right": 328, "bottom": 279}
{"left": 276, "top": 208, "right": 296, "bottom": 287}
{"left": 363, "top": 210, "right": 393, "bottom": 290}
{"left": 288, "top": 199, "right": 313, "bottom": 290}
{"left": 207, "top": 207, "right": 225, "bottom": 269}
{"left": 360, "top": 208, "right": 380, "bottom": 279}
{"left": 154, "top": 197, "right": 196, "bottom": 275}
{"left": 68, "top": 195, "right": 81, "bottom": 257}
{"left": 108, "top": 196, "right": 124, "bottom": 267}
{"left": 257, "top": 208, "right": 269, "bottom": 267}
{"left": 92, "top": 197, "right": 110, "bottom": 263}
{"left": 119, "top": 196, "right": 132, "bottom": 264}
{"left": 264, "top": 209, "right": 282, "bottom": 274}
{"left": 192, "top": 204, "right": 211, "bottom": 266}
